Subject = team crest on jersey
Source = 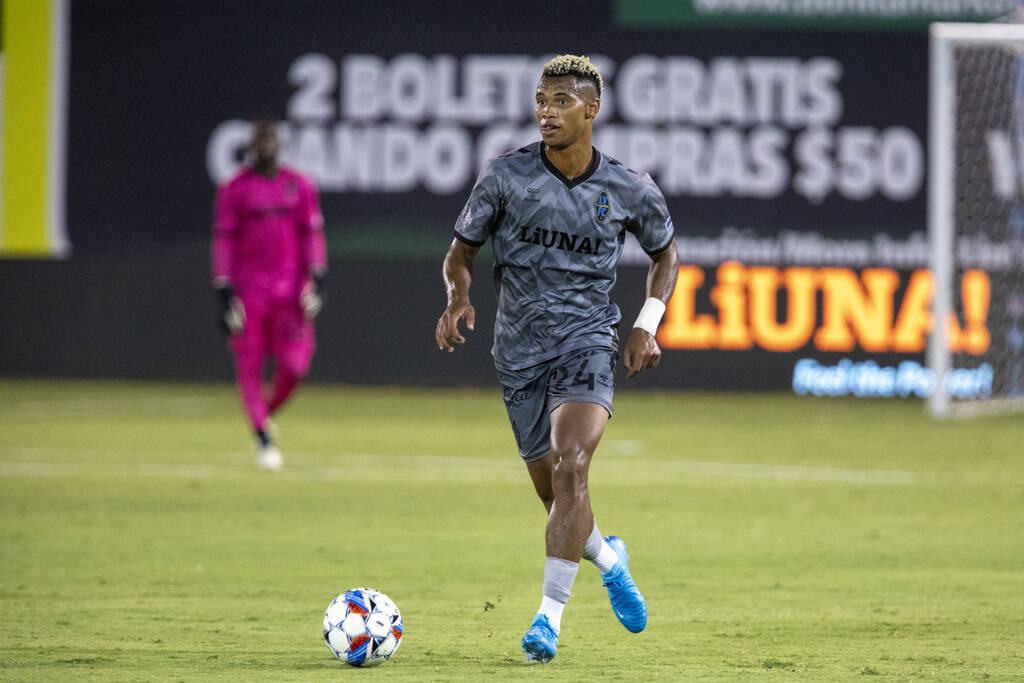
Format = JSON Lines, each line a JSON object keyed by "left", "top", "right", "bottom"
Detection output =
{"left": 594, "top": 192, "right": 610, "bottom": 222}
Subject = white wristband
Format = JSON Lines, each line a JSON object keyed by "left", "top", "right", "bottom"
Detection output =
{"left": 633, "top": 297, "right": 666, "bottom": 336}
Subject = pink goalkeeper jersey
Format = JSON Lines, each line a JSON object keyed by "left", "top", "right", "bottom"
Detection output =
{"left": 212, "top": 166, "right": 326, "bottom": 299}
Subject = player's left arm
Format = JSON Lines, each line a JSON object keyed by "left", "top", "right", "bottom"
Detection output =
{"left": 300, "top": 178, "right": 328, "bottom": 320}
{"left": 624, "top": 241, "right": 678, "bottom": 377}
{"left": 624, "top": 178, "right": 679, "bottom": 378}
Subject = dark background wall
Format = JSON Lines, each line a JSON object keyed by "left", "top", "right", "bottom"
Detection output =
{"left": 3, "top": 0, "right": 1012, "bottom": 390}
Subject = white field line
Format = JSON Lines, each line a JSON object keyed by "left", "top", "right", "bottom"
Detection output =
{"left": 0, "top": 446, "right": 1017, "bottom": 486}
{"left": 0, "top": 447, "right": 523, "bottom": 482}
{"left": 661, "top": 460, "right": 922, "bottom": 485}
{"left": 5, "top": 395, "right": 225, "bottom": 415}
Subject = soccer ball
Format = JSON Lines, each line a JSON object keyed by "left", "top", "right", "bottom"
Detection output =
{"left": 322, "top": 587, "right": 404, "bottom": 667}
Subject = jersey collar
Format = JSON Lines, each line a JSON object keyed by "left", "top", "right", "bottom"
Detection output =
{"left": 539, "top": 142, "right": 601, "bottom": 189}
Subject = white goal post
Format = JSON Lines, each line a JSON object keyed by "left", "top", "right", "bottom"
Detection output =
{"left": 928, "top": 22, "right": 1024, "bottom": 418}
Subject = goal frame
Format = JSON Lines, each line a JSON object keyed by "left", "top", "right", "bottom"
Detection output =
{"left": 928, "top": 22, "right": 1024, "bottom": 418}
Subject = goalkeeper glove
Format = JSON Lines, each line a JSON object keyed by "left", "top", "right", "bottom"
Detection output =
{"left": 216, "top": 284, "right": 245, "bottom": 335}
{"left": 300, "top": 271, "right": 325, "bottom": 320}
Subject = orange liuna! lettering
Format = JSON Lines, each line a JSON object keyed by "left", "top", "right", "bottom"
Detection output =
{"left": 656, "top": 264, "right": 990, "bottom": 355}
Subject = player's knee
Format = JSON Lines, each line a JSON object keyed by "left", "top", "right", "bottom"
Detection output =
{"left": 551, "top": 444, "right": 591, "bottom": 497}
{"left": 280, "top": 353, "right": 311, "bottom": 379}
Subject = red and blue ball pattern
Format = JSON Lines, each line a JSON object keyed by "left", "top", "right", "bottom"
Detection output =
{"left": 323, "top": 587, "right": 404, "bottom": 667}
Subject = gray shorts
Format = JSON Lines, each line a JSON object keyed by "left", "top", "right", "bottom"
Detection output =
{"left": 497, "top": 347, "right": 617, "bottom": 462}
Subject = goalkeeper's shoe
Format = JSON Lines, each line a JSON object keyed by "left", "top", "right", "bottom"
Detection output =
{"left": 521, "top": 614, "right": 558, "bottom": 664}
{"left": 601, "top": 536, "right": 647, "bottom": 633}
{"left": 257, "top": 444, "right": 283, "bottom": 471}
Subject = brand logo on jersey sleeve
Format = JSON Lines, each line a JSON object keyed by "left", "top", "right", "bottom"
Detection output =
{"left": 594, "top": 191, "right": 610, "bottom": 222}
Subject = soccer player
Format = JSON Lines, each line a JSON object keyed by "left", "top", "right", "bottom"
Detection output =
{"left": 434, "top": 55, "right": 679, "bottom": 663}
{"left": 211, "top": 119, "right": 327, "bottom": 471}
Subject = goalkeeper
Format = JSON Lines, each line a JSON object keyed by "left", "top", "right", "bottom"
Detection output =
{"left": 211, "top": 119, "right": 327, "bottom": 470}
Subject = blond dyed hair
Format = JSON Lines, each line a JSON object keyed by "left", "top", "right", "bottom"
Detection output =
{"left": 541, "top": 54, "right": 603, "bottom": 97}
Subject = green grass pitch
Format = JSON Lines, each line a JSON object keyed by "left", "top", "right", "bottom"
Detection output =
{"left": 1, "top": 378, "right": 1023, "bottom": 681}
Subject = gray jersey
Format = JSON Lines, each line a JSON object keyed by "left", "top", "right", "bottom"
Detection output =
{"left": 455, "top": 142, "right": 675, "bottom": 371}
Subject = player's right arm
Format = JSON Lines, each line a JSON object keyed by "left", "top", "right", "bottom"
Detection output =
{"left": 211, "top": 180, "right": 245, "bottom": 335}
{"left": 435, "top": 157, "right": 504, "bottom": 352}
{"left": 436, "top": 238, "right": 479, "bottom": 352}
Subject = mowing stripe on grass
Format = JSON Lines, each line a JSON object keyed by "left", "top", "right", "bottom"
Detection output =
{"left": 2, "top": 446, "right": 1019, "bottom": 486}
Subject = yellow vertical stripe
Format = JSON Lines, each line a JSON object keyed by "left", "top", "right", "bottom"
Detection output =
{"left": 1, "top": 0, "right": 53, "bottom": 255}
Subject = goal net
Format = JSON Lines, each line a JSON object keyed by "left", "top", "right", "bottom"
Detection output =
{"left": 928, "top": 22, "right": 1024, "bottom": 417}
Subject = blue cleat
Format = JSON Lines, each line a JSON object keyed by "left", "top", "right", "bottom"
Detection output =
{"left": 601, "top": 535, "right": 647, "bottom": 633}
{"left": 521, "top": 614, "right": 558, "bottom": 663}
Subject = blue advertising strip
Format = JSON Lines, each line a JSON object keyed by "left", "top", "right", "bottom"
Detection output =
{"left": 792, "top": 358, "right": 993, "bottom": 398}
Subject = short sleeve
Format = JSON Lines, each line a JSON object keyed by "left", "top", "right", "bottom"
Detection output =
{"left": 629, "top": 174, "right": 675, "bottom": 255}
{"left": 454, "top": 159, "right": 504, "bottom": 247}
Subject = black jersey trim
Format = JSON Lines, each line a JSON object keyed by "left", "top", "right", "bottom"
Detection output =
{"left": 643, "top": 233, "right": 676, "bottom": 256}
{"left": 539, "top": 141, "right": 601, "bottom": 189}
{"left": 454, "top": 230, "right": 486, "bottom": 248}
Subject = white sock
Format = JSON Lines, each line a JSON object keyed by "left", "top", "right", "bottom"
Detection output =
{"left": 542, "top": 556, "right": 579, "bottom": 602}
{"left": 539, "top": 557, "right": 578, "bottom": 634}
{"left": 594, "top": 541, "right": 619, "bottom": 574}
{"left": 581, "top": 524, "right": 618, "bottom": 574}
{"left": 537, "top": 595, "right": 566, "bottom": 634}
